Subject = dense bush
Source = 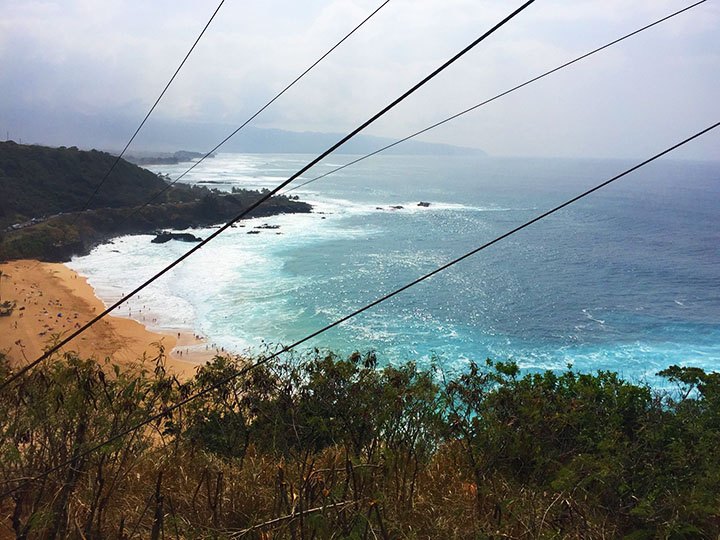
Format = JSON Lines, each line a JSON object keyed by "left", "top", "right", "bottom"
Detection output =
{"left": 443, "top": 360, "right": 720, "bottom": 537}
{"left": 0, "top": 350, "right": 718, "bottom": 538}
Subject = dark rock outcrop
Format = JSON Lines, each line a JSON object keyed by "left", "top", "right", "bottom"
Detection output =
{"left": 151, "top": 232, "right": 203, "bottom": 244}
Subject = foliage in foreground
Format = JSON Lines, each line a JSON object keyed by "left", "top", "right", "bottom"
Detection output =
{"left": 0, "top": 350, "right": 718, "bottom": 539}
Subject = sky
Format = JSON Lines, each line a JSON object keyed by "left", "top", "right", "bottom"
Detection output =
{"left": 1, "top": 0, "right": 719, "bottom": 160}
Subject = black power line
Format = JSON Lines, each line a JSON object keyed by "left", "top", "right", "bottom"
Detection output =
{"left": 284, "top": 0, "right": 707, "bottom": 194}
{"left": 73, "top": 0, "right": 226, "bottom": 217}
{"left": 0, "top": 0, "right": 537, "bottom": 392}
{"left": 118, "top": 0, "right": 392, "bottom": 223}
{"left": 3, "top": 121, "right": 717, "bottom": 501}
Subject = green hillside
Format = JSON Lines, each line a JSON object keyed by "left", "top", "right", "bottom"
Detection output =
{"left": 0, "top": 141, "right": 199, "bottom": 229}
{"left": 0, "top": 141, "right": 311, "bottom": 261}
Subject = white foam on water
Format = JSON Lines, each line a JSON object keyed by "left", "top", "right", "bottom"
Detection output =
{"left": 298, "top": 194, "right": 518, "bottom": 218}
{"left": 69, "top": 153, "right": 720, "bottom": 383}
{"left": 68, "top": 199, "right": 383, "bottom": 354}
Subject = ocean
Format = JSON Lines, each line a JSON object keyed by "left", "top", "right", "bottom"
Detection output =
{"left": 67, "top": 153, "right": 720, "bottom": 384}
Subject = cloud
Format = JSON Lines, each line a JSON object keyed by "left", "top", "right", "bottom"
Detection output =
{"left": 1, "top": 0, "right": 718, "bottom": 159}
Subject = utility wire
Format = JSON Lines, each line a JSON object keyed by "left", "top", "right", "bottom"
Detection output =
{"left": 72, "top": 1, "right": 226, "bottom": 217}
{"left": 120, "top": 0, "right": 392, "bottom": 222}
{"left": 284, "top": 0, "right": 707, "bottom": 194}
{"left": 0, "top": 0, "right": 536, "bottom": 392}
{"left": 3, "top": 120, "right": 717, "bottom": 501}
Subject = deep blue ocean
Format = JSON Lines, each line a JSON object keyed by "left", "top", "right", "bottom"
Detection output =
{"left": 68, "top": 153, "right": 720, "bottom": 383}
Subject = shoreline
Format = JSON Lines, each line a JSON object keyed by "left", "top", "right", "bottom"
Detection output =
{"left": 0, "top": 260, "right": 216, "bottom": 378}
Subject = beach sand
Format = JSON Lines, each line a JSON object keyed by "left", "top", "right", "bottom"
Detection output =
{"left": 0, "top": 260, "right": 214, "bottom": 378}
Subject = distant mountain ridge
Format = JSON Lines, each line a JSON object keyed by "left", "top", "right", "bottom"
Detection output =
{"left": 3, "top": 107, "right": 486, "bottom": 156}
{"left": 209, "top": 125, "right": 487, "bottom": 156}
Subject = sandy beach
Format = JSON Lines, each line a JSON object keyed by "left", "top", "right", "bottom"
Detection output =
{"left": 0, "top": 260, "right": 215, "bottom": 378}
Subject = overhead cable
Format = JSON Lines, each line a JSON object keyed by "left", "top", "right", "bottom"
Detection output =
{"left": 73, "top": 0, "right": 226, "bottom": 216}
{"left": 0, "top": 0, "right": 536, "bottom": 392}
{"left": 121, "top": 0, "right": 392, "bottom": 221}
{"left": 284, "top": 0, "right": 707, "bottom": 194}
{"left": 3, "top": 120, "right": 717, "bottom": 500}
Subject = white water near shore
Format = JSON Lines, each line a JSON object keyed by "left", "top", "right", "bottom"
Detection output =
{"left": 68, "top": 153, "right": 720, "bottom": 384}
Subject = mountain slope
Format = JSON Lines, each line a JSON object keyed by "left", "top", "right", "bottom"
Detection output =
{"left": 0, "top": 141, "right": 186, "bottom": 229}
{"left": 0, "top": 142, "right": 311, "bottom": 261}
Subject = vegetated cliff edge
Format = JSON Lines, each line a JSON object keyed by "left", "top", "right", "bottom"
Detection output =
{"left": 0, "top": 141, "right": 311, "bottom": 262}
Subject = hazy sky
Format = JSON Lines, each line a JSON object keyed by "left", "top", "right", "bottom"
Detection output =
{"left": 1, "top": 0, "right": 718, "bottom": 159}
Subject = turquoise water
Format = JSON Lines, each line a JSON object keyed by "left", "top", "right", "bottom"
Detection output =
{"left": 69, "top": 153, "right": 720, "bottom": 382}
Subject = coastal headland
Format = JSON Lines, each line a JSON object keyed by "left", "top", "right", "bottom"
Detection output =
{"left": 0, "top": 141, "right": 311, "bottom": 262}
{"left": 0, "top": 142, "right": 312, "bottom": 376}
